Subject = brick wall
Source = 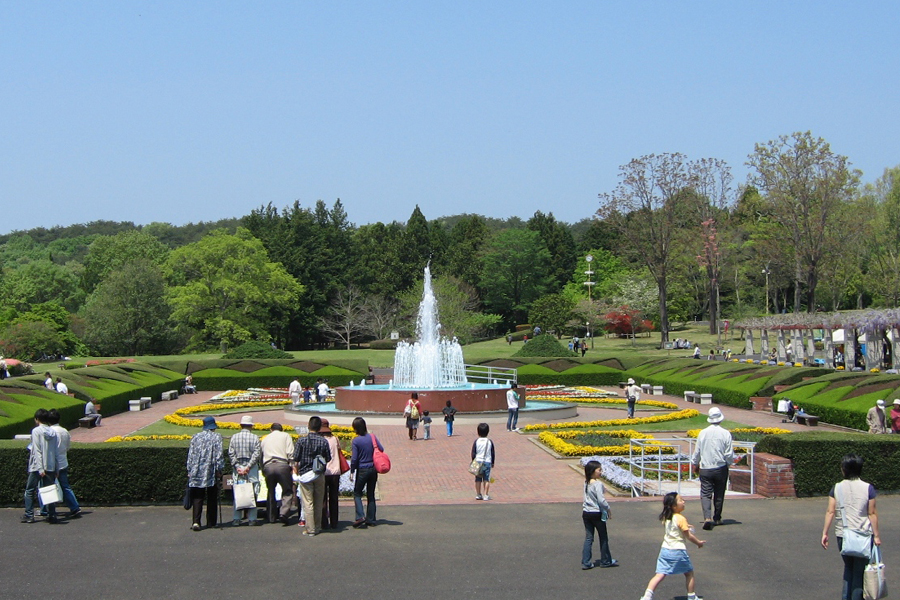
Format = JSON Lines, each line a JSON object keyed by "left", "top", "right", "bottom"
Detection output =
{"left": 749, "top": 396, "right": 772, "bottom": 411}
{"left": 729, "top": 452, "right": 796, "bottom": 498}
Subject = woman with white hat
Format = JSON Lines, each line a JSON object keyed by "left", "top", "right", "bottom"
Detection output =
{"left": 625, "top": 378, "right": 641, "bottom": 419}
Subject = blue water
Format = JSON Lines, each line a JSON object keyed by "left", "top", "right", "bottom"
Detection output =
{"left": 295, "top": 400, "right": 569, "bottom": 413}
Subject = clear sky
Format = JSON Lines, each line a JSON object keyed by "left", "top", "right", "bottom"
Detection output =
{"left": 2, "top": 2, "right": 897, "bottom": 234}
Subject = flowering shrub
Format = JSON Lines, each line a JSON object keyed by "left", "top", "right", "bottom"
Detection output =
{"left": 523, "top": 408, "right": 699, "bottom": 432}
{"left": 836, "top": 366, "right": 845, "bottom": 370}
{"left": 86, "top": 358, "right": 136, "bottom": 367}
{"left": 871, "top": 368, "right": 881, "bottom": 373}
{"left": 745, "top": 359, "right": 754, "bottom": 363}
{"left": 538, "top": 429, "right": 676, "bottom": 456}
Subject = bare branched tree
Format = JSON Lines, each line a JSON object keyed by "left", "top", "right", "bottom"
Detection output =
{"left": 319, "top": 285, "right": 368, "bottom": 350}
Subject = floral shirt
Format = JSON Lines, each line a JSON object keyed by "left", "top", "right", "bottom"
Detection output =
{"left": 187, "top": 430, "right": 224, "bottom": 488}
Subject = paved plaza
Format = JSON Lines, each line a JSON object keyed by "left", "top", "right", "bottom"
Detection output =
{"left": 9, "top": 388, "right": 881, "bottom": 599}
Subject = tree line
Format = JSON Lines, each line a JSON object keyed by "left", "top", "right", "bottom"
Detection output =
{"left": 0, "top": 130, "right": 897, "bottom": 358}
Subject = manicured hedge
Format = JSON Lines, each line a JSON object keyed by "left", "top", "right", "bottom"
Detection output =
{"left": 516, "top": 363, "right": 623, "bottom": 386}
{"left": 756, "top": 432, "right": 900, "bottom": 496}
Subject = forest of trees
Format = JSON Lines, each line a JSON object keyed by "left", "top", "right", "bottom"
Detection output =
{"left": 1, "top": 131, "right": 898, "bottom": 359}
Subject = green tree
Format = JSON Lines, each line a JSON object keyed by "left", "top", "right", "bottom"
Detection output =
{"left": 82, "top": 260, "right": 177, "bottom": 356}
{"left": 402, "top": 206, "right": 433, "bottom": 289}
{"left": 0, "top": 320, "right": 64, "bottom": 361}
{"left": 0, "top": 260, "right": 83, "bottom": 311}
{"left": 748, "top": 131, "right": 861, "bottom": 312}
{"left": 479, "top": 229, "right": 553, "bottom": 326}
{"left": 447, "top": 215, "right": 489, "bottom": 288}
{"left": 164, "top": 228, "right": 304, "bottom": 351}
{"left": 81, "top": 230, "right": 170, "bottom": 293}
{"left": 527, "top": 211, "right": 576, "bottom": 290}
{"left": 399, "top": 274, "right": 501, "bottom": 344}
{"left": 528, "top": 293, "right": 576, "bottom": 338}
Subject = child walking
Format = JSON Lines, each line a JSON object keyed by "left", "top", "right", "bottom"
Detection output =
{"left": 639, "top": 492, "right": 705, "bottom": 600}
{"left": 471, "top": 423, "right": 495, "bottom": 500}
{"left": 581, "top": 460, "right": 617, "bottom": 570}
{"left": 422, "top": 411, "right": 433, "bottom": 440}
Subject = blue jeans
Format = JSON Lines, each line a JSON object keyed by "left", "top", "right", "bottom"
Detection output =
{"left": 354, "top": 467, "right": 378, "bottom": 523}
{"left": 582, "top": 511, "right": 612, "bottom": 567}
{"left": 627, "top": 399, "right": 636, "bottom": 418}
{"left": 838, "top": 537, "right": 867, "bottom": 600}
{"left": 24, "top": 471, "right": 58, "bottom": 519}
{"left": 507, "top": 409, "right": 519, "bottom": 430}
{"left": 58, "top": 468, "right": 80, "bottom": 511}
{"left": 446, "top": 421, "right": 454, "bottom": 436}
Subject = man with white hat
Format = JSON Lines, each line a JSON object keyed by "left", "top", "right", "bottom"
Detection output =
{"left": 229, "top": 415, "right": 262, "bottom": 526}
{"left": 625, "top": 378, "right": 641, "bottom": 419}
{"left": 691, "top": 407, "right": 734, "bottom": 530}
{"left": 867, "top": 399, "right": 888, "bottom": 434}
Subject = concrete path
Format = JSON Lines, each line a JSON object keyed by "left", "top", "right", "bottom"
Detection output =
{"left": 3, "top": 496, "right": 896, "bottom": 600}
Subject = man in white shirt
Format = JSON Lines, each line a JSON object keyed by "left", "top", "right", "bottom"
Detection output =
{"left": 55, "top": 377, "right": 69, "bottom": 395}
{"left": 316, "top": 379, "right": 329, "bottom": 403}
{"left": 84, "top": 399, "right": 102, "bottom": 426}
{"left": 691, "top": 407, "right": 734, "bottom": 530}
{"left": 289, "top": 377, "right": 302, "bottom": 408}
{"left": 47, "top": 409, "right": 81, "bottom": 517}
{"left": 625, "top": 378, "right": 641, "bottom": 418}
{"left": 506, "top": 384, "right": 520, "bottom": 431}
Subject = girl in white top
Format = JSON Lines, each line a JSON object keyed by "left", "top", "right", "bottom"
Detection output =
{"left": 471, "top": 423, "right": 494, "bottom": 500}
{"left": 639, "top": 492, "right": 705, "bottom": 600}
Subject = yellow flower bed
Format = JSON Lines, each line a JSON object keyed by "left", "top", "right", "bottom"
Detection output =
{"left": 163, "top": 401, "right": 355, "bottom": 434}
{"left": 523, "top": 408, "right": 699, "bottom": 432}
{"left": 106, "top": 434, "right": 193, "bottom": 442}
{"left": 538, "top": 396, "right": 679, "bottom": 409}
{"left": 836, "top": 366, "right": 845, "bottom": 370}
{"left": 686, "top": 426, "right": 791, "bottom": 438}
{"left": 538, "top": 429, "right": 677, "bottom": 456}
{"left": 871, "top": 368, "right": 881, "bottom": 373}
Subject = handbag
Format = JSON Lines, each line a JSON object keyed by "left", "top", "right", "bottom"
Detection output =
{"left": 233, "top": 480, "right": 256, "bottom": 510}
{"left": 837, "top": 482, "right": 874, "bottom": 559}
{"left": 371, "top": 434, "right": 391, "bottom": 474}
{"left": 864, "top": 546, "right": 888, "bottom": 600}
{"left": 183, "top": 482, "right": 192, "bottom": 510}
{"left": 39, "top": 481, "right": 63, "bottom": 506}
{"left": 338, "top": 450, "right": 350, "bottom": 475}
{"left": 468, "top": 458, "right": 484, "bottom": 476}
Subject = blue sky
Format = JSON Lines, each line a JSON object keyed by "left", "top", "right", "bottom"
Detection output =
{"left": 2, "top": 2, "right": 897, "bottom": 234}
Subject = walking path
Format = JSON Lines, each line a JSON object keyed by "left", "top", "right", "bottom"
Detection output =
{"left": 67, "top": 387, "right": 846, "bottom": 505}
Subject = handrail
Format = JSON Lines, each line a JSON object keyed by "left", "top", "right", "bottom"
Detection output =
{"left": 463, "top": 364, "right": 517, "bottom": 385}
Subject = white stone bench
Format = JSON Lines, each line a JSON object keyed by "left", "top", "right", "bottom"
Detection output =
{"left": 684, "top": 391, "right": 697, "bottom": 403}
{"left": 699, "top": 393, "right": 713, "bottom": 405}
{"left": 129, "top": 397, "right": 152, "bottom": 411}
{"left": 160, "top": 390, "right": 179, "bottom": 401}
{"left": 641, "top": 383, "right": 653, "bottom": 395}
{"left": 652, "top": 385, "right": 664, "bottom": 396}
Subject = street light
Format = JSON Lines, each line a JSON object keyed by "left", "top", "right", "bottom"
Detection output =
{"left": 762, "top": 264, "right": 771, "bottom": 315}
{"left": 584, "top": 254, "right": 595, "bottom": 302}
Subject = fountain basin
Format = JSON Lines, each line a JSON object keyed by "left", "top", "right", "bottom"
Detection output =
{"left": 334, "top": 383, "right": 521, "bottom": 414}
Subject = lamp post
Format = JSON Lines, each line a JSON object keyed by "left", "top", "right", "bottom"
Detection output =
{"left": 762, "top": 264, "right": 771, "bottom": 315}
{"left": 584, "top": 254, "right": 594, "bottom": 302}
{"left": 587, "top": 321, "right": 594, "bottom": 349}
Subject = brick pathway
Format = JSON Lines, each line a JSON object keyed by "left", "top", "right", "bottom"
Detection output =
{"left": 66, "top": 387, "right": 843, "bottom": 505}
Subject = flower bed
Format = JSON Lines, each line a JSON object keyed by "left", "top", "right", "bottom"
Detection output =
{"left": 164, "top": 401, "right": 354, "bottom": 436}
{"left": 538, "top": 429, "right": 676, "bottom": 456}
{"left": 523, "top": 408, "right": 699, "bottom": 432}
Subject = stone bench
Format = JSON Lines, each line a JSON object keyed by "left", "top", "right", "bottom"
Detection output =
{"left": 699, "top": 393, "right": 713, "bottom": 405}
{"left": 684, "top": 391, "right": 698, "bottom": 403}
{"left": 641, "top": 383, "right": 653, "bottom": 395}
{"left": 652, "top": 385, "right": 664, "bottom": 396}
{"left": 160, "top": 390, "right": 179, "bottom": 401}
{"left": 78, "top": 416, "right": 96, "bottom": 428}
{"left": 129, "top": 397, "right": 152, "bottom": 411}
{"left": 796, "top": 415, "right": 819, "bottom": 426}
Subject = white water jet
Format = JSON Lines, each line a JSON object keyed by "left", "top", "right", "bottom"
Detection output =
{"left": 393, "top": 264, "right": 467, "bottom": 389}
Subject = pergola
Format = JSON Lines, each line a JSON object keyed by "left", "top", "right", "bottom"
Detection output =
{"left": 734, "top": 310, "right": 900, "bottom": 371}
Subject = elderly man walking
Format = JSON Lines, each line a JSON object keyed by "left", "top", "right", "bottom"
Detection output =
{"left": 187, "top": 417, "right": 224, "bottom": 531}
{"left": 625, "top": 378, "right": 641, "bottom": 419}
{"left": 691, "top": 407, "right": 734, "bottom": 531}
{"left": 292, "top": 416, "right": 331, "bottom": 537}
{"left": 261, "top": 422, "right": 295, "bottom": 525}
{"left": 867, "top": 399, "right": 888, "bottom": 434}
{"left": 229, "top": 416, "right": 262, "bottom": 526}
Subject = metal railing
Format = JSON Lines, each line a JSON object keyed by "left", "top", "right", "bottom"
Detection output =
{"left": 464, "top": 364, "right": 517, "bottom": 385}
{"left": 626, "top": 437, "right": 756, "bottom": 497}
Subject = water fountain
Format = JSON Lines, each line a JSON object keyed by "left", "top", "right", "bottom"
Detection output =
{"left": 334, "top": 264, "right": 515, "bottom": 413}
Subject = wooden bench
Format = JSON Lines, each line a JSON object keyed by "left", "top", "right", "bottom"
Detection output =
{"left": 129, "top": 397, "right": 152, "bottom": 411}
{"left": 160, "top": 390, "right": 179, "bottom": 401}
{"left": 796, "top": 414, "right": 819, "bottom": 426}
{"left": 78, "top": 416, "right": 96, "bottom": 428}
